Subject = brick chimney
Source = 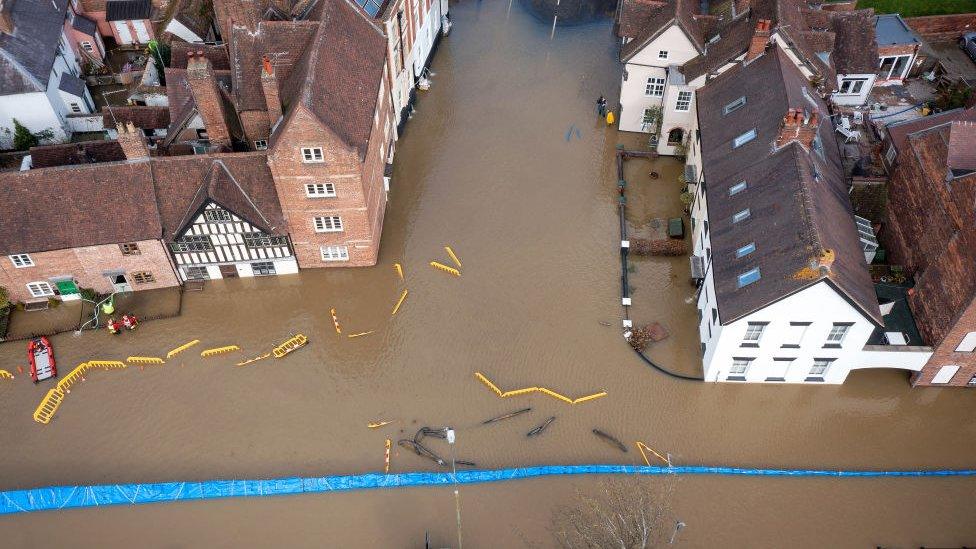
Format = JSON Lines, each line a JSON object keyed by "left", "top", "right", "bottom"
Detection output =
{"left": 745, "top": 19, "right": 772, "bottom": 62}
{"left": 186, "top": 51, "right": 232, "bottom": 149}
{"left": 776, "top": 108, "right": 819, "bottom": 149}
{"left": 261, "top": 55, "right": 283, "bottom": 132}
{"left": 117, "top": 121, "right": 150, "bottom": 160}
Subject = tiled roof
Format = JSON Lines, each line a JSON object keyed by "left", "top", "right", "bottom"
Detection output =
{"left": 228, "top": 20, "right": 318, "bottom": 112}
{"left": 102, "top": 106, "right": 171, "bottom": 129}
{"left": 105, "top": 0, "right": 152, "bottom": 21}
{"left": 617, "top": 0, "right": 667, "bottom": 39}
{"left": 168, "top": 0, "right": 214, "bottom": 39}
{"left": 29, "top": 140, "right": 125, "bottom": 168}
{"left": 0, "top": 0, "right": 70, "bottom": 94}
{"left": 619, "top": 0, "right": 704, "bottom": 61}
{"left": 0, "top": 160, "right": 161, "bottom": 255}
{"left": 170, "top": 43, "right": 230, "bottom": 70}
{"left": 827, "top": 9, "right": 877, "bottom": 74}
{"left": 886, "top": 108, "right": 976, "bottom": 158}
{"left": 947, "top": 120, "right": 976, "bottom": 177}
{"left": 697, "top": 46, "right": 882, "bottom": 326}
{"left": 57, "top": 72, "right": 87, "bottom": 97}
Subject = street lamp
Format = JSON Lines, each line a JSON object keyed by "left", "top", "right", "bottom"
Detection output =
{"left": 670, "top": 521, "right": 686, "bottom": 544}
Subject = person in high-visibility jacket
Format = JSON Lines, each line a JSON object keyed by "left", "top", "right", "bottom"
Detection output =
{"left": 606, "top": 110, "right": 615, "bottom": 126}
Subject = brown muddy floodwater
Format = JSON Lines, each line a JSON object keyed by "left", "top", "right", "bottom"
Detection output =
{"left": 2, "top": 2, "right": 976, "bottom": 546}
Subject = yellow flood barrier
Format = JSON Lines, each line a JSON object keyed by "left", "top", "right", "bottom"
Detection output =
{"left": 429, "top": 261, "right": 461, "bottom": 277}
{"left": 636, "top": 441, "right": 670, "bottom": 466}
{"left": 331, "top": 308, "right": 342, "bottom": 335}
{"left": 56, "top": 363, "right": 91, "bottom": 394}
{"left": 0, "top": 369, "right": 13, "bottom": 380}
{"left": 200, "top": 345, "right": 240, "bottom": 358}
{"left": 166, "top": 340, "right": 200, "bottom": 358}
{"left": 391, "top": 289, "right": 409, "bottom": 316}
{"left": 273, "top": 334, "right": 308, "bottom": 358}
{"left": 33, "top": 389, "right": 64, "bottom": 424}
{"left": 394, "top": 263, "right": 404, "bottom": 280}
{"left": 445, "top": 246, "right": 462, "bottom": 269}
{"left": 236, "top": 353, "right": 271, "bottom": 367}
{"left": 348, "top": 330, "right": 375, "bottom": 339}
{"left": 384, "top": 439, "right": 392, "bottom": 474}
{"left": 127, "top": 356, "right": 165, "bottom": 365}
{"left": 474, "top": 372, "right": 607, "bottom": 405}
{"left": 88, "top": 360, "right": 127, "bottom": 370}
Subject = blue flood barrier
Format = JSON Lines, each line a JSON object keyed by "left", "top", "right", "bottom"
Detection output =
{"left": 3, "top": 465, "right": 976, "bottom": 515}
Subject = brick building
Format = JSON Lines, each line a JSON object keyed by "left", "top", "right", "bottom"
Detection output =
{"left": 881, "top": 108, "right": 976, "bottom": 387}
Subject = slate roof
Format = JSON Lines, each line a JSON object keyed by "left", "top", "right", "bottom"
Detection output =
{"left": 697, "top": 45, "right": 883, "bottom": 326}
{"left": 228, "top": 20, "right": 317, "bottom": 112}
{"left": 102, "top": 106, "right": 171, "bottom": 129}
{"left": 71, "top": 13, "right": 98, "bottom": 36}
{"left": 29, "top": 140, "right": 125, "bottom": 168}
{"left": 827, "top": 9, "right": 877, "bottom": 74}
{"left": 57, "top": 72, "right": 87, "bottom": 97}
{"left": 875, "top": 13, "right": 919, "bottom": 46}
{"left": 106, "top": 0, "right": 152, "bottom": 21}
{"left": 0, "top": 161, "right": 161, "bottom": 255}
{"left": 0, "top": 0, "right": 70, "bottom": 95}
{"left": 168, "top": 0, "right": 214, "bottom": 40}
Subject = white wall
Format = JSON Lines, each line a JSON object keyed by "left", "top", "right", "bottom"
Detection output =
{"left": 628, "top": 25, "right": 698, "bottom": 66}
{"left": 619, "top": 25, "right": 698, "bottom": 134}
{"left": 656, "top": 83, "right": 695, "bottom": 155}
{"left": 832, "top": 73, "right": 876, "bottom": 106}
{"left": 0, "top": 93, "right": 64, "bottom": 149}
{"left": 410, "top": 0, "right": 441, "bottom": 77}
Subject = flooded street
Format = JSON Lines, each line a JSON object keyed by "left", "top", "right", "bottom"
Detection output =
{"left": 2, "top": 1, "right": 976, "bottom": 545}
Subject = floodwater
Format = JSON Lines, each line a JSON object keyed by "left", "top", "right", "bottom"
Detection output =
{"left": 1, "top": 1, "right": 976, "bottom": 546}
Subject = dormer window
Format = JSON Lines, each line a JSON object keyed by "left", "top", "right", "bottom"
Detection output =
{"left": 723, "top": 96, "right": 746, "bottom": 115}
{"left": 733, "top": 128, "right": 757, "bottom": 148}
{"left": 729, "top": 181, "right": 747, "bottom": 196}
{"left": 732, "top": 209, "right": 751, "bottom": 223}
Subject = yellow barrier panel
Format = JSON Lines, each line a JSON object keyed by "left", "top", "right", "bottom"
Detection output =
{"left": 33, "top": 389, "right": 64, "bottom": 424}
{"left": 56, "top": 363, "right": 91, "bottom": 394}
{"left": 368, "top": 420, "right": 394, "bottom": 429}
{"left": 166, "top": 340, "right": 200, "bottom": 358}
{"left": 127, "top": 356, "right": 165, "bottom": 365}
{"left": 236, "top": 353, "right": 271, "bottom": 367}
{"left": 0, "top": 369, "right": 13, "bottom": 380}
{"left": 429, "top": 261, "right": 461, "bottom": 277}
{"left": 273, "top": 334, "right": 308, "bottom": 358}
{"left": 445, "top": 246, "right": 462, "bottom": 269}
{"left": 348, "top": 331, "right": 375, "bottom": 339}
{"left": 200, "top": 345, "right": 240, "bottom": 358}
{"left": 331, "top": 308, "right": 342, "bottom": 335}
{"left": 636, "top": 441, "right": 670, "bottom": 466}
{"left": 391, "top": 289, "right": 409, "bottom": 316}
{"left": 394, "top": 263, "right": 404, "bottom": 280}
{"left": 474, "top": 373, "right": 607, "bottom": 406}
{"left": 89, "top": 360, "right": 126, "bottom": 370}
{"left": 384, "top": 439, "right": 392, "bottom": 474}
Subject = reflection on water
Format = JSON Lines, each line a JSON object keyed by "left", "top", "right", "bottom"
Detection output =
{"left": 0, "top": 1, "right": 974, "bottom": 545}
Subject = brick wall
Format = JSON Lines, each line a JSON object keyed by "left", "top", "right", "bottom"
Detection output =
{"left": 240, "top": 110, "right": 270, "bottom": 148}
{"left": 912, "top": 297, "right": 976, "bottom": 386}
{"left": 0, "top": 240, "right": 179, "bottom": 303}
{"left": 905, "top": 13, "right": 976, "bottom": 42}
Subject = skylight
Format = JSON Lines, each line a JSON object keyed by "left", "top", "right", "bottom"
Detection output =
{"left": 732, "top": 128, "right": 757, "bottom": 148}
{"left": 732, "top": 209, "right": 751, "bottom": 223}
{"left": 355, "top": 0, "right": 383, "bottom": 16}
{"left": 736, "top": 242, "right": 756, "bottom": 258}
{"left": 729, "top": 181, "right": 747, "bottom": 196}
{"left": 723, "top": 96, "right": 746, "bottom": 115}
{"left": 737, "top": 268, "right": 761, "bottom": 288}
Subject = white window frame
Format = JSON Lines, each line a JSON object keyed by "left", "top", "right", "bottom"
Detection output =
{"left": 838, "top": 78, "right": 867, "bottom": 95}
{"left": 305, "top": 183, "right": 337, "bottom": 198}
{"left": 675, "top": 91, "right": 692, "bottom": 112}
{"left": 301, "top": 147, "right": 324, "bottom": 163}
{"left": 825, "top": 323, "right": 851, "bottom": 346}
{"left": 723, "top": 96, "right": 746, "bottom": 115}
{"left": 954, "top": 332, "right": 976, "bottom": 352}
{"left": 644, "top": 77, "right": 665, "bottom": 97}
{"left": 733, "top": 128, "right": 757, "bottom": 148}
{"left": 808, "top": 358, "right": 833, "bottom": 379}
{"left": 742, "top": 322, "right": 766, "bottom": 346}
{"left": 320, "top": 245, "right": 349, "bottom": 262}
{"left": 81, "top": 40, "right": 94, "bottom": 53}
{"left": 658, "top": 50, "right": 669, "bottom": 60}
{"left": 729, "top": 180, "right": 747, "bottom": 196}
{"left": 27, "top": 281, "right": 54, "bottom": 298}
{"left": 254, "top": 140, "right": 268, "bottom": 150}
{"left": 9, "top": 254, "right": 34, "bottom": 268}
{"left": 313, "top": 216, "right": 343, "bottom": 233}
{"left": 69, "top": 102, "right": 82, "bottom": 113}
{"left": 729, "top": 357, "right": 752, "bottom": 377}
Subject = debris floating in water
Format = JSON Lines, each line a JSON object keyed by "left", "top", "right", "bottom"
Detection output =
{"left": 592, "top": 429, "right": 628, "bottom": 453}
{"left": 527, "top": 416, "right": 556, "bottom": 437}
{"left": 482, "top": 408, "right": 532, "bottom": 425}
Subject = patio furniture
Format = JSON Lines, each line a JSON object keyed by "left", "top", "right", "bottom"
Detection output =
{"left": 852, "top": 111, "right": 864, "bottom": 125}
{"left": 836, "top": 125, "right": 859, "bottom": 143}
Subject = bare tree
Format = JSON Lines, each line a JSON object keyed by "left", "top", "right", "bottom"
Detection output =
{"left": 552, "top": 475, "right": 675, "bottom": 549}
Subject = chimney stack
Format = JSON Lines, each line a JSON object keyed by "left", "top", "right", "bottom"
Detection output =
{"left": 776, "top": 108, "right": 820, "bottom": 149}
{"left": 186, "top": 51, "right": 232, "bottom": 149}
{"left": 745, "top": 19, "right": 772, "bottom": 62}
{"left": 117, "top": 121, "right": 150, "bottom": 160}
{"left": 261, "top": 55, "right": 283, "bottom": 133}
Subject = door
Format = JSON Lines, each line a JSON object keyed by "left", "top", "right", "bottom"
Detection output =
{"left": 109, "top": 273, "right": 132, "bottom": 293}
{"left": 219, "top": 264, "right": 239, "bottom": 278}
{"left": 113, "top": 21, "right": 133, "bottom": 44}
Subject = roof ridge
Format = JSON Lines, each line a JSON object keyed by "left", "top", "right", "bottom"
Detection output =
{"left": 213, "top": 158, "right": 273, "bottom": 228}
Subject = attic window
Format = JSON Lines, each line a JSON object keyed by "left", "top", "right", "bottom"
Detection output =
{"left": 723, "top": 96, "right": 746, "bottom": 115}
{"left": 204, "top": 209, "right": 232, "bottom": 223}
{"left": 354, "top": 0, "right": 383, "bottom": 17}
{"left": 732, "top": 209, "right": 751, "bottom": 223}
{"left": 735, "top": 242, "right": 756, "bottom": 258}
{"left": 658, "top": 50, "right": 669, "bottom": 59}
{"left": 737, "top": 267, "right": 761, "bottom": 288}
{"left": 301, "top": 147, "right": 324, "bottom": 162}
{"left": 729, "top": 181, "right": 747, "bottom": 196}
{"left": 732, "top": 128, "right": 757, "bottom": 148}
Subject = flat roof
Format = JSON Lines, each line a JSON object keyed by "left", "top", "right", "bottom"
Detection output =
{"left": 867, "top": 282, "right": 925, "bottom": 346}
{"left": 875, "top": 14, "right": 920, "bottom": 47}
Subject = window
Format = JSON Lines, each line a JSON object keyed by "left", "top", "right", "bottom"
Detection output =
{"left": 723, "top": 96, "right": 746, "bottom": 115}
{"left": 742, "top": 322, "right": 766, "bottom": 346}
{"left": 728, "top": 357, "right": 752, "bottom": 379}
{"left": 729, "top": 181, "right": 747, "bottom": 196}
{"left": 711, "top": 308, "right": 718, "bottom": 323}
{"left": 314, "top": 216, "right": 343, "bottom": 232}
{"left": 825, "top": 323, "right": 851, "bottom": 347}
{"left": 782, "top": 322, "right": 810, "bottom": 348}
{"left": 321, "top": 246, "right": 349, "bottom": 261}
{"left": 955, "top": 332, "right": 976, "bottom": 352}
{"left": 702, "top": 220, "right": 708, "bottom": 236}
{"left": 658, "top": 50, "right": 669, "bottom": 59}
{"left": 735, "top": 242, "right": 756, "bottom": 258}
{"left": 884, "top": 145, "right": 896, "bottom": 165}
{"left": 131, "top": 271, "right": 155, "bottom": 284}
{"left": 645, "top": 77, "right": 665, "bottom": 96}
{"left": 305, "top": 183, "right": 336, "bottom": 197}
{"left": 968, "top": 374, "right": 976, "bottom": 386}
{"left": 251, "top": 261, "right": 276, "bottom": 276}
{"left": 204, "top": 209, "right": 232, "bottom": 222}
{"left": 732, "top": 128, "right": 757, "bottom": 148}
{"left": 184, "top": 266, "right": 210, "bottom": 280}
{"left": 243, "top": 233, "right": 288, "bottom": 248}
{"left": 69, "top": 102, "right": 81, "bottom": 113}
{"left": 667, "top": 128, "right": 684, "bottom": 146}
{"left": 9, "top": 254, "right": 34, "bottom": 268}
{"left": 675, "top": 91, "right": 692, "bottom": 112}
{"left": 119, "top": 243, "right": 140, "bottom": 255}
{"left": 808, "top": 358, "right": 833, "bottom": 380}
{"left": 732, "top": 209, "right": 751, "bottom": 223}
{"left": 171, "top": 234, "right": 213, "bottom": 252}
{"left": 301, "top": 147, "right": 324, "bottom": 162}
{"left": 254, "top": 140, "right": 268, "bottom": 150}
{"left": 737, "top": 268, "right": 761, "bottom": 288}
{"left": 932, "top": 365, "right": 960, "bottom": 384}
{"left": 27, "top": 281, "right": 54, "bottom": 298}
{"left": 838, "top": 78, "right": 867, "bottom": 95}
{"left": 81, "top": 41, "right": 94, "bottom": 53}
